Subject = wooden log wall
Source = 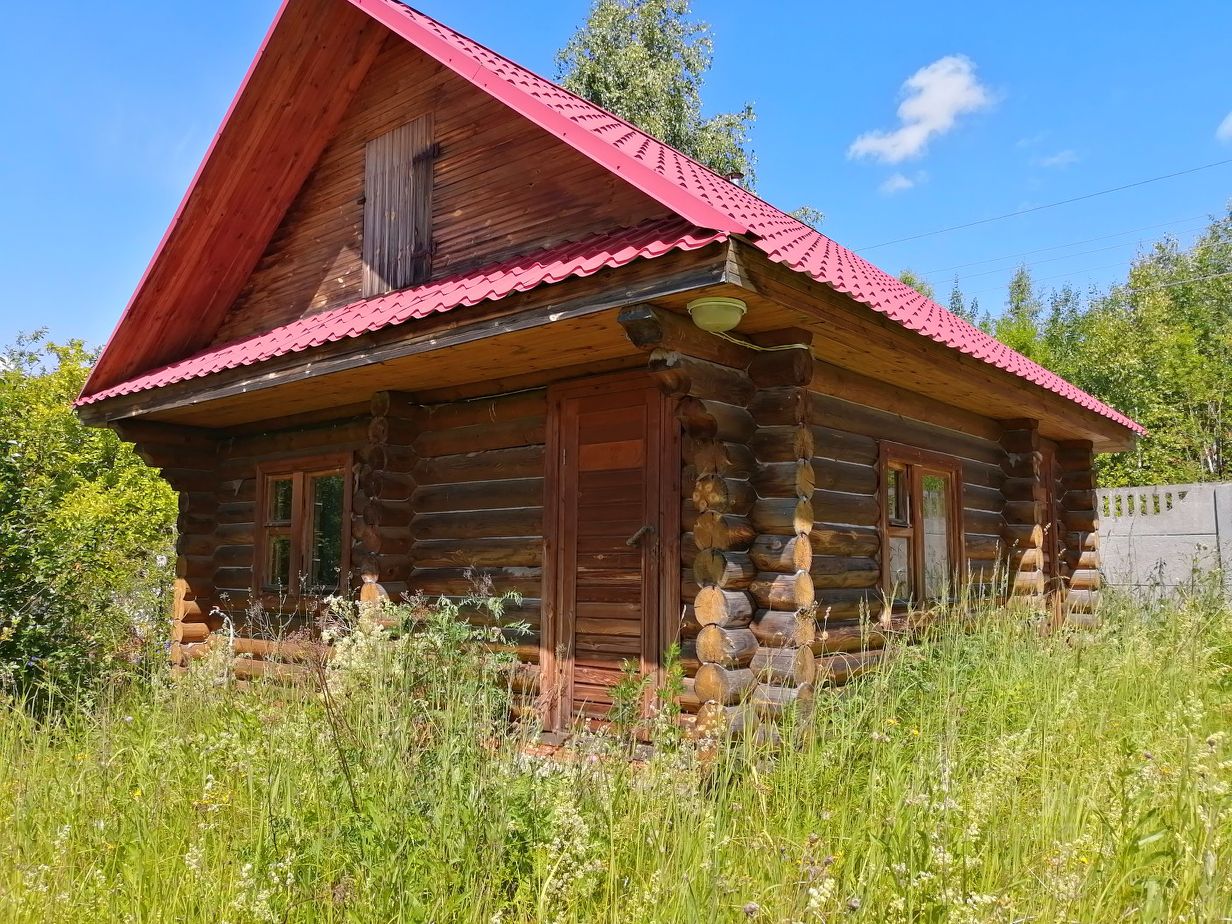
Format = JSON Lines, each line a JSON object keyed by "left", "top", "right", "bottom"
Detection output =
{"left": 1056, "top": 440, "right": 1101, "bottom": 623}
{"left": 803, "top": 373, "right": 1009, "bottom": 609}
{"left": 185, "top": 412, "right": 373, "bottom": 682}
{"left": 359, "top": 391, "right": 421, "bottom": 591}
{"left": 407, "top": 388, "right": 548, "bottom": 693}
{"left": 1001, "top": 421, "right": 1047, "bottom": 608}
{"left": 117, "top": 422, "right": 224, "bottom": 668}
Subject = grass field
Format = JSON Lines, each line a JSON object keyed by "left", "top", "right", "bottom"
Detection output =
{"left": 1, "top": 587, "right": 1230, "bottom": 923}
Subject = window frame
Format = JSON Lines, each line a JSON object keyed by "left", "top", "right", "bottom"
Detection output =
{"left": 879, "top": 442, "right": 966, "bottom": 608}
{"left": 254, "top": 453, "right": 353, "bottom": 598}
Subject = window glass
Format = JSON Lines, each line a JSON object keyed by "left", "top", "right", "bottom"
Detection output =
{"left": 268, "top": 477, "right": 293, "bottom": 524}
{"left": 309, "top": 474, "right": 345, "bottom": 590}
{"left": 921, "top": 473, "right": 952, "bottom": 598}
{"left": 267, "top": 535, "right": 292, "bottom": 590}
{"left": 887, "top": 465, "right": 908, "bottom": 526}
{"left": 888, "top": 536, "right": 912, "bottom": 601}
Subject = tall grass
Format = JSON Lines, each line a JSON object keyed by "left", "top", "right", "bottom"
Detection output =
{"left": 1, "top": 587, "right": 1230, "bottom": 923}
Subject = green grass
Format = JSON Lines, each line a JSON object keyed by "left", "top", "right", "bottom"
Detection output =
{"left": 2, "top": 587, "right": 1231, "bottom": 923}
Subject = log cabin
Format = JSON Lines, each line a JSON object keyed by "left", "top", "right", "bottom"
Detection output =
{"left": 76, "top": 0, "right": 1142, "bottom": 730}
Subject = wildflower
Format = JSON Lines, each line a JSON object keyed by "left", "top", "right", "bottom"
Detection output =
{"left": 131, "top": 787, "right": 143, "bottom": 799}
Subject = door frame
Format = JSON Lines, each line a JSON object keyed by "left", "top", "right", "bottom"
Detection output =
{"left": 540, "top": 369, "right": 680, "bottom": 731}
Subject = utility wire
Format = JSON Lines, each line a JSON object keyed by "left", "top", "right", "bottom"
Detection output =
{"left": 943, "top": 229, "right": 1206, "bottom": 283}
{"left": 961, "top": 265, "right": 1232, "bottom": 305}
{"left": 855, "top": 159, "right": 1232, "bottom": 252}
{"left": 1120, "top": 269, "right": 1232, "bottom": 295}
{"left": 919, "top": 215, "right": 1208, "bottom": 275}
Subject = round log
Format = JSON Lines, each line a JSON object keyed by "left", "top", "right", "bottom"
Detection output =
{"left": 676, "top": 398, "right": 756, "bottom": 443}
{"left": 752, "top": 497, "right": 814, "bottom": 535}
{"left": 696, "top": 625, "right": 759, "bottom": 667}
{"left": 752, "top": 682, "right": 814, "bottom": 719}
{"left": 750, "top": 571, "right": 816, "bottom": 611}
{"left": 750, "top": 646, "right": 816, "bottom": 687}
{"left": 749, "top": 534, "right": 812, "bottom": 573}
{"left": 689, "top": 439, "right": 757, "bottom": 478}
{"left": 413, "top": 445, "right": 544, "bottom": 484}
{"left": 648, "top": 350, "right": 755, "bottom": 403}
{"left": 748, "top": 387, "right": 808, "bottom": 426}
{"left": 1066, "top": 589, "right": 1099, "bottom": 613}
{"left": 692, "top": 475, "right": 755, "bottom": 515}
{"left": 693, "top": 513, "right": 756, "bottom": 551}
{"left": 750, "top": 609, "right": 817, "bottom": 648}
{"left": 808, "top": 525, "right": 879, "bottom": 557}
{"left": 750, "top": 425, "right": 814, "bottom": 463}
{"left": 812, "top": 459, "right": 877, "bottom": 495}
{"left": 695, "top": 664, "right": 757, "bottom": 706}
{"left": 816, "top": 650, "right": 886, "bottom": 686}
{"left": 1067, "top": 569, "right": 1100, "bottom": 591}
{"left": 427, "top": 390, "right": 547, "bottom": 430}
{"left": 812, "top": 622, "right": 890, "bottom": 655}
{"left": 415, "top": 417, "right": 546, "bottom": 457}
{"left": 810, "top": 555, "right": 881, "bottom": 589}
{"left": 694, "top": 701, "right": 758, "bottom": 737}
{"left": 412, "top": 478, "right": 543, "bottom": 514}
{"left": 693, "top": 549, "right": 757, "bottom": 589}
{"left": 814, "top": 589, "right": 884, "bottom": 621}
{"left": 813, "top": 490, "right": 879, "bottom": 528}
{"left": 748, "top": 346, "right": 813, "bottom": 388}
{"left": 753, "top": 460, "right": 816, "bottom": 498}
{"left": 693, "top": 587, "right": 755, "bottom": 627}
{"left": 809, "top": 426, "right": 879, "bottom": 466}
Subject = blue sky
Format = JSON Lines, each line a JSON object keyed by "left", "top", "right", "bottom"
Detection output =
{"left": 1, "top": 1, "right": 1230, "bottom": 349}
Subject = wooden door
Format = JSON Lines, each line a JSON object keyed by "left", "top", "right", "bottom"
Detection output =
{"left": 544, "top": 374, "right": 677, "bottom": 730}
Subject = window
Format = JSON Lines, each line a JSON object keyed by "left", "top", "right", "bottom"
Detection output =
{"left": 256, "top": 455, "right": 353, "bottom": 596}
{"left": 880, "top": 443, "right": 964, "bottom": 607}
{"left": 362, "top": 114, "right": 436, "bottom": 296}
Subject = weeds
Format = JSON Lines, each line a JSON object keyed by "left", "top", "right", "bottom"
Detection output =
{"left": 0, "top": 586, "right": 1230, "bottom": 922}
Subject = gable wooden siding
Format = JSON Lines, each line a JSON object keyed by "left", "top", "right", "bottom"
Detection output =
{"left": 212, "top": 37, "right": 671, "bottom": 345}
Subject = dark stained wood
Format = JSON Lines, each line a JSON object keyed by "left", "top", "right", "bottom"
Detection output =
{"left": 543, "top": 372, "right": 675, "bottom": 730}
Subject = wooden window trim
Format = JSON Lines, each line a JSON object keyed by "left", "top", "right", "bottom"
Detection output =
{"left": 879, "top": 441, "right": 965, "bottom": 607}
{"left": 254, "top": 452, "right": 354, "bottom": 599}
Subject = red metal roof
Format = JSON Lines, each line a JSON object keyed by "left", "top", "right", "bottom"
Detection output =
{"left": 79, "top": 0, "right": 1143, "bottom": 435}
{"left": 77, "top": 218, "right": 724, "bottom": 405}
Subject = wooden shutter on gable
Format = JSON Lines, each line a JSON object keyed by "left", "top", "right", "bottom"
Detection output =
{"left": 362, "top": 114, "right": 435, "bottom": 297}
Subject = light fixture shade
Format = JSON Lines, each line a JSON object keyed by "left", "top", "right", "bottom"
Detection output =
{"left": 687, "top": 296, "right": 747, "bottom": 333}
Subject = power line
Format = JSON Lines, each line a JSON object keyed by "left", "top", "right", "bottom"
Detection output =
{"left": 944, "top": 228, "right": 1207, "bottom": 283}
{"left": 1121, "top": 269, "right": 1232, "bottom": 295}
{"left": 961, "top": 264, "right": 1232, "bottom": 305}
{"left": 918, "top": 215, "right": 1209, "bottom": 275}
{"left": 855, "top": 159, "right": 1232, "bottom": 252}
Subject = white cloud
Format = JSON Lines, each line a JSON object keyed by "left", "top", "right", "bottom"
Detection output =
{"left": 879, "top": 172, "right": 916, "bottom": 194}
{"left": 848, "top": 55, "right": 993, "bottom": 163}
{"left": 1037, "top": 149, "right": 1079, "bottom": 168}
{"left": 1217, "top": 111, "right": 1232, "bottom": 142}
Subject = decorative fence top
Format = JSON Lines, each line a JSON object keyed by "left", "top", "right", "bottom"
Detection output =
{"left": 1096, "top": 482, "right": 1231, "bottom": 595}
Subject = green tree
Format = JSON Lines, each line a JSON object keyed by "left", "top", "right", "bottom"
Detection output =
{"left": 947, "top": 276, "right": 984, "bottom": 325}
{"left": 991, "top": 265, "right": 1046, "bottom": 360}
{"left": 1046, "top": 211, "right": 1232, "bottom": 486}
{"left": 557, "top": 0, "right": 756, "bottom": 184}
{"left": 789, "top": 205, "right": 825, "bottom": 230}
{"left": 0, "top": 333, "right": 177, "bottom": 704}
{"left": 897, "top": 269, "right": 936, "bottom": 300}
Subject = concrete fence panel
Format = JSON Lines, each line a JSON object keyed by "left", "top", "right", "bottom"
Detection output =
{"left": 1097, "top": 482, "right": 1231, "bottom": 596}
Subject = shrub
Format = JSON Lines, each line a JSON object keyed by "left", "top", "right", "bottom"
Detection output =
{"left": 0, "top": 332, "right": 176, "bottom": 706}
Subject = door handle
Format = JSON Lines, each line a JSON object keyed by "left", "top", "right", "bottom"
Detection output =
{"left": 626, "top": 525, "right": 655, "bottom": 547}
